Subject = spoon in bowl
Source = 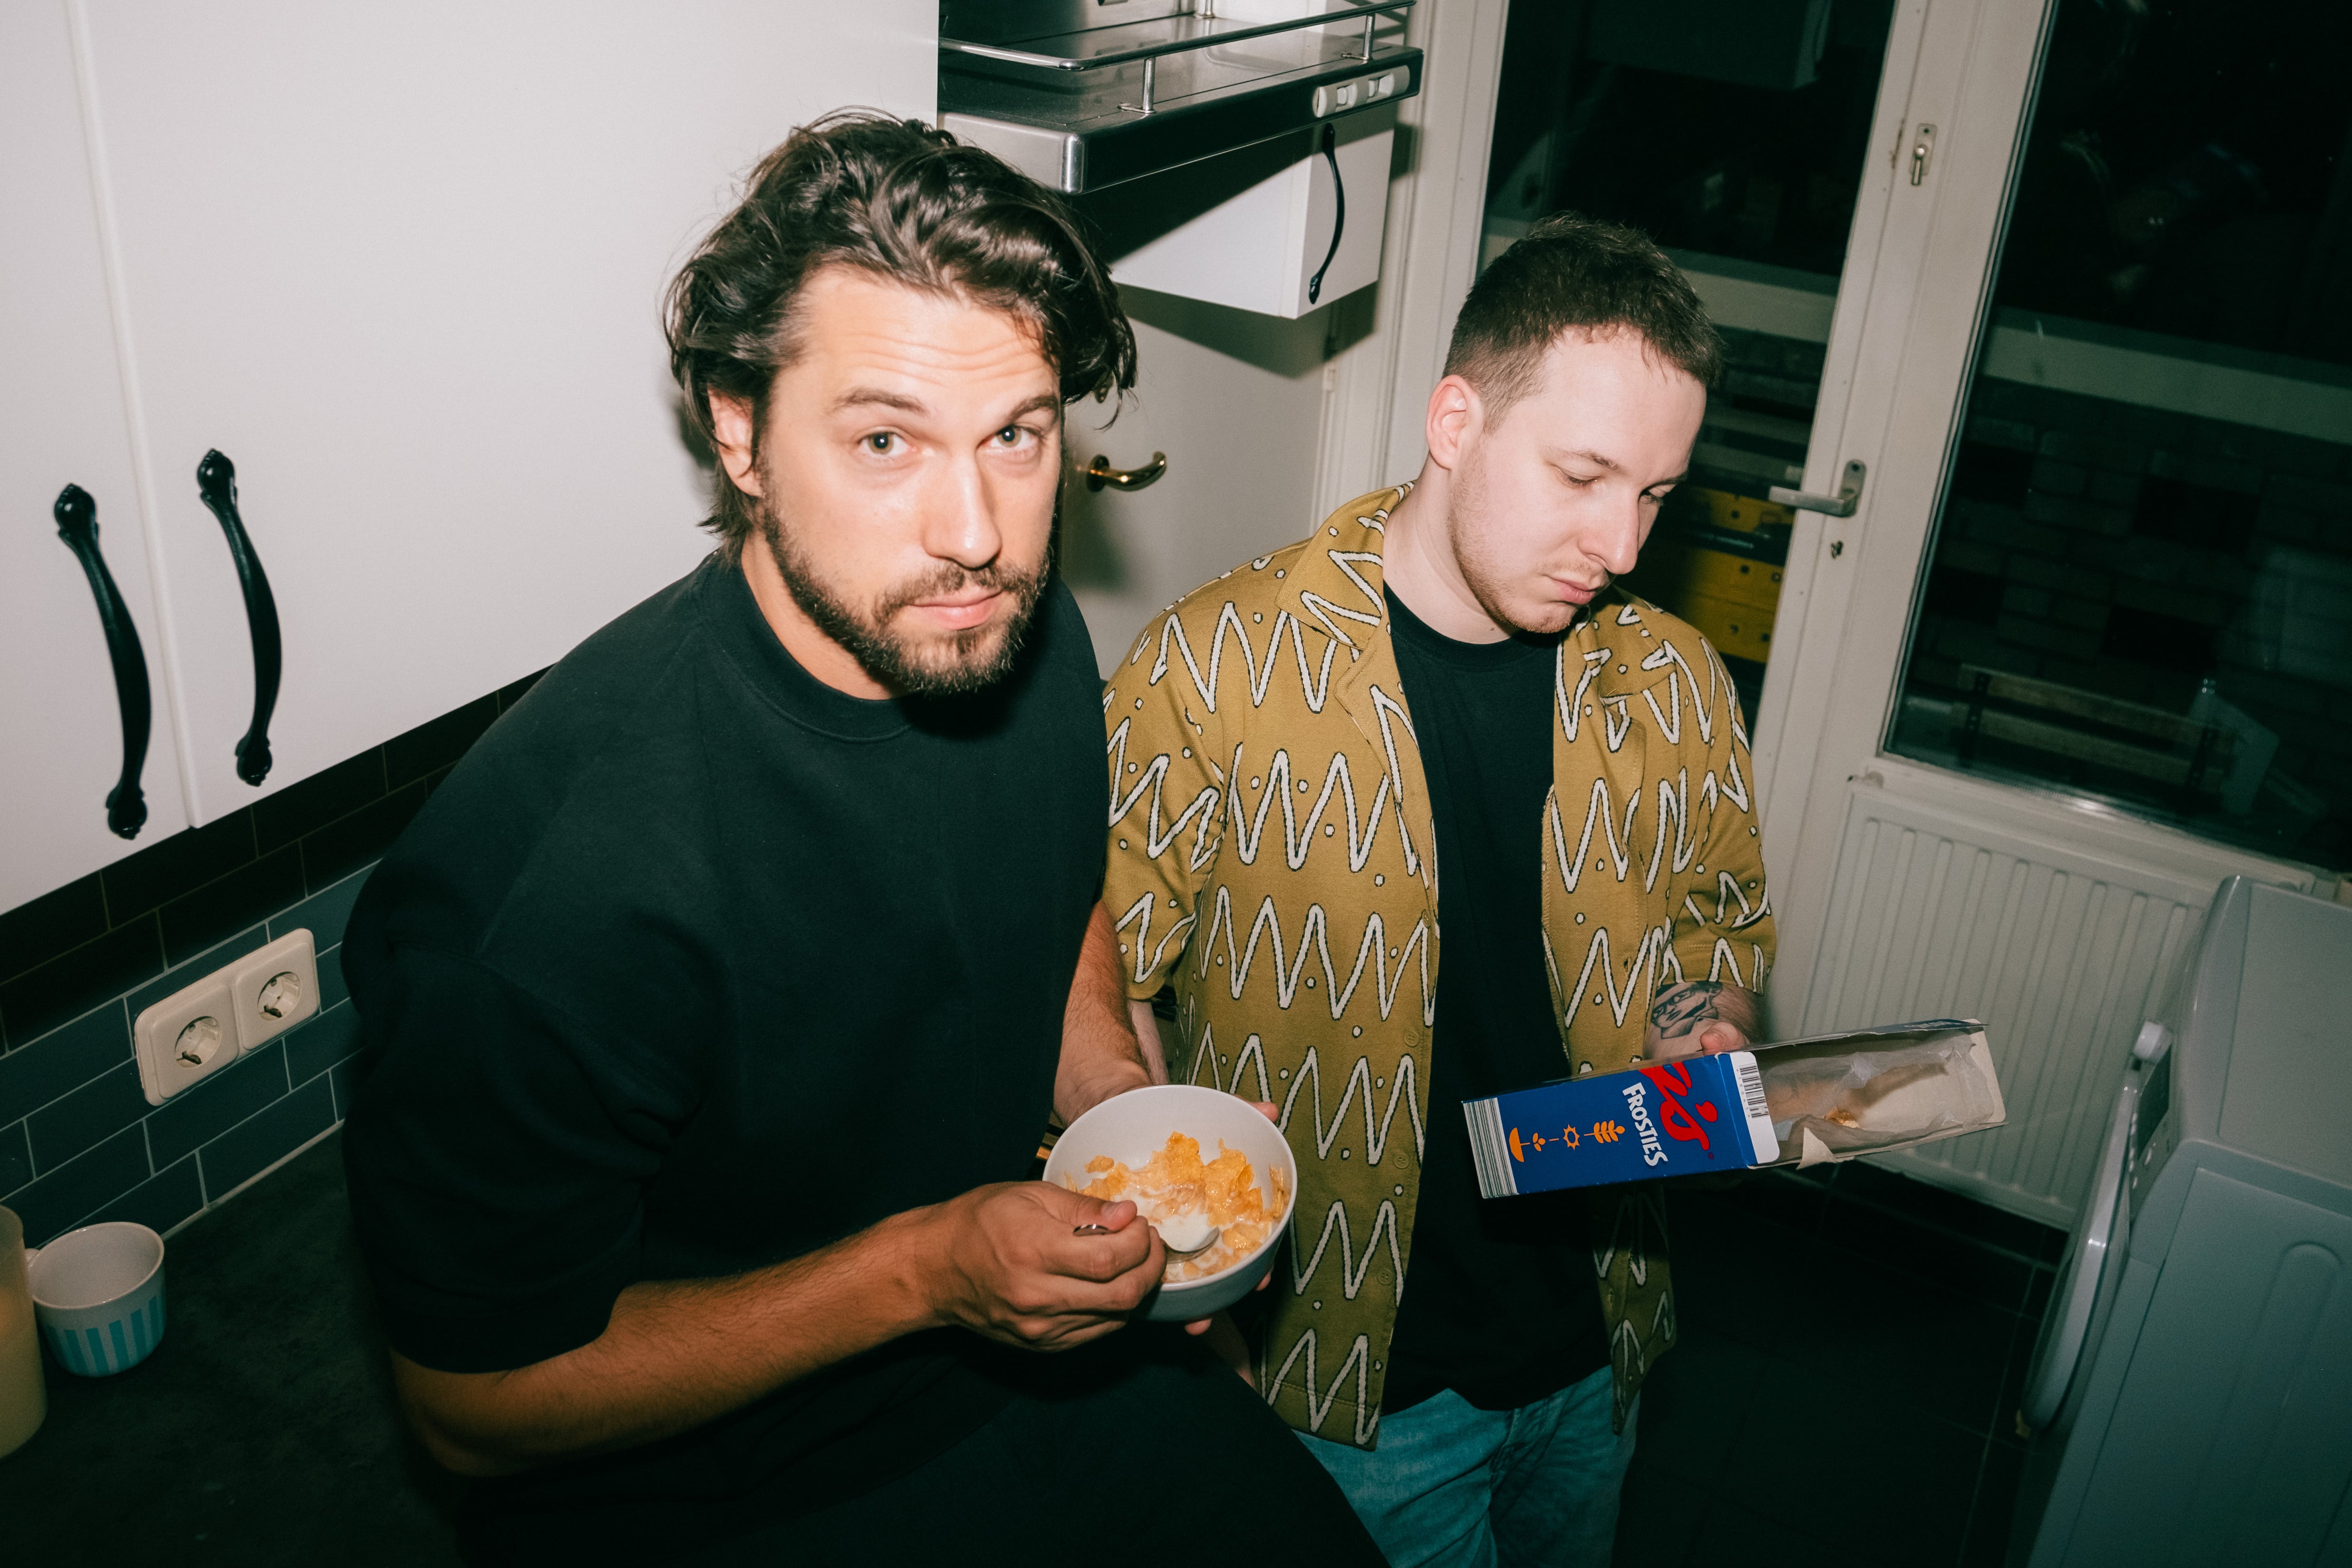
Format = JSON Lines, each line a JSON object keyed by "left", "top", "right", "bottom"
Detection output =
{"left": 1070, "top": 1216, "right": 1220, "bottom": 1258}
{"left": 1153, "top": 1211, "right": 1221, "bottom": 1259}
{"left": 1068, "top": 1213, "right": 1214, "bottom": 1260}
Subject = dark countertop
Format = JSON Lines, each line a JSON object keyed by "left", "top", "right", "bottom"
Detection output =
{"left": 1, "top": 1125, "right": 2058, "bottom": 1567}
{"left": 0, "top": 1132, "right": 463, "bottom": 1565}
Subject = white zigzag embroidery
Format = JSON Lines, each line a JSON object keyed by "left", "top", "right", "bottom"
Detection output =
{"left": 1644, "top": 666, "right": 1684, "bottom": 745}
{"left": 1595, "top": 1188, "right": 1665, "bottom": 1288}
{"left": 1186, "top": 1024, "right": 1275, "bottom": 1103}
{"left": 1273, "top": 1046, "right": 1424, "bottom": 1163}
{"left": 1644, "top": 768, "right": 1696, "bottom": 892}
{"left": 1266, "top": 1330, "right": 1379, "bottom": 1445}
{"left": 1224, "top": 746, "right": 1390, "bottom": 873}
{"left": 1547, "top": 777, "right": 1631, "bottom": 896}
{"left": 1329, "top": 911, "right": 1433, "bottom": 1024}
{"left": 1296, "top": 549, "right": 1385, "bottom": 649}
{"left": 1604, "top": 695, "right": 1633, "bottom": 752}
{"left": 1717, "top": 743, "right": 1751, "bottom": 812}
{"left": 1147, "top": 599, "right": 1340, "bottom": 715}
{"left": 1692, "top": 745, "right": 1753, "bottom": 832}
{"left": 1326, "top": 549, "right": 1384, "bottom": 615}
{"left": 1288, "top": 1197, "right": 1407, "bottom": 1302}
{"left": 1611, "top": 1320, "right": 1648, "bottom": 1385}
{"left": 1194, "top": 891, "right": 1434, "bottom": 1023}
{"left": 1365, "top": 683, "right": 1425, "bottom": 879}
{"left": 1215, "top": 893, "right": 1316, "bottom": 1010}
{"left": 1637, "top": 638, "right": 1723, "bottom": 747}
{"left": 1113, "top": 890, "right": 1196, "bottom": 988}
{"left": 1106, "top": 717, "right": 1221, "bottom": 862}
{"left": 1555, "top": 647, "right": 1609, "bottom": 743}
{"left": 1567, "top": 923, "right": 1672, "bottom": 1029}
{"left": 1712, "top": 870, "right": 1755, "bottom": 926}
{"left": 1674, "top": 639, "right": 1726, "bottom": 747}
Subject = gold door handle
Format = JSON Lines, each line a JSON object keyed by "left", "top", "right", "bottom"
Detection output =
{"left": 1085, "top": 451, "right": 1167, "bottom": 492}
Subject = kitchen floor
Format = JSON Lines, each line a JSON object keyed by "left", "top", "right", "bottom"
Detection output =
{"left": 1614, "top": 1162, "right": 2063, "bottom": 1568}
{"left": 1, "top": 1135, "right": 2058, "bottom": 1566}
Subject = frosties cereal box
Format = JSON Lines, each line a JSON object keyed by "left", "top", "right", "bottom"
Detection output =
{"left": 1462, "top": 1020, "right": 2005, "bottom": 1196}
{"left": 1465, "top": 1053, "right": 1778, "bottom": 1196}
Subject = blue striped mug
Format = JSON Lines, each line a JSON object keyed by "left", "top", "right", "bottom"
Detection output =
{"left": 26, "top": 1222, "right": 166, "bottom": 1377}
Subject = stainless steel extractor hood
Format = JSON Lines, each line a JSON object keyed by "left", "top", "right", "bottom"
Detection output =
{"left": 938, "top": 0, "right": 1423, "bottom": 194}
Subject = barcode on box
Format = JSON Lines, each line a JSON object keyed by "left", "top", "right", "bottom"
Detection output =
{"left": 1463, "top": 1098, "right": 1517, "bottom": 1198}
{"left": 1731, "top": 1051, "right": 1780, "bottom": 1163}
{"left": 1737, "top": 1060, "right": 1768, "bottom": 1120}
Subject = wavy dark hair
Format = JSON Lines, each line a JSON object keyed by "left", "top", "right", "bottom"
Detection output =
{"left": 1445, "top": 211, "right": 1722, "bottom": 424}
{"left": 666, "top": 110, "right": 1137, "bottom": 552}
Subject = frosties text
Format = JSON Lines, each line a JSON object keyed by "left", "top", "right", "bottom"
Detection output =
{"left": 1621, "top": 1063, "right": 1724, "bottom": 1168}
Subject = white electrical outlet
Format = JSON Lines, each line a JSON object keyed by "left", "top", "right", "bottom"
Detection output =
{"left": 228, "top": 929, "right": 319, "bottom": 1051}
{"left": 132, "top": 928, "right": 321, "bottom": 1106}
{"left": 134, "top": 971, "right": 242, "bottom": 1106}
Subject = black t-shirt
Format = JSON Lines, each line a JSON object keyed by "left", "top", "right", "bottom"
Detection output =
{"left": 340, "top": 553, "right": 1104, "bottom": 1563}
{"left": 1379, "top": 585, "right": 1610, "bottom": 1415}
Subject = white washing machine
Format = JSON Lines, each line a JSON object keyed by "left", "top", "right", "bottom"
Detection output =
{"left": 2010, "top": 875, "right": 2352, "bottom": 1566}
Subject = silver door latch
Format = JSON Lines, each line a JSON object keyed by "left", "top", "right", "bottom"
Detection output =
{"left": 1769, "top": 459, "right": 1867, "bottom": 518}
{"left": 1910, "top": 124, "right": 1936, "bottom": 186}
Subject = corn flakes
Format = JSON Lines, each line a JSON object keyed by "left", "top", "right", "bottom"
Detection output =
{"left": 1066, "top": 1131, "right": 1287, "bottom": 1283}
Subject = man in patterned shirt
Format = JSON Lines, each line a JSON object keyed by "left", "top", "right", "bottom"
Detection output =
{"left": 1098, "top": 213, "right": 1775, "bottom": 1565}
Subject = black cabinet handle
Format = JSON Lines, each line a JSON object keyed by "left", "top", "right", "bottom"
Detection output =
{"left": 195, "top": 450, "right": 280, "bottom": 786}
{"left": 51, "top": 485, "right": 151, "bottom": 839}
{"left": 1307, "top": 121, "right": 1347, "bottom": 306}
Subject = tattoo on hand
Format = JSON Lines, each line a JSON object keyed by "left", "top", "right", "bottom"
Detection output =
{"left": 1649, "top": 981, "right": 1728, "bottom": 1036}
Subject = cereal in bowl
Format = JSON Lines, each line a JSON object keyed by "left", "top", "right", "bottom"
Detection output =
{"left": 1066, "top": 1131, "right": 1290, "bottom": 1283}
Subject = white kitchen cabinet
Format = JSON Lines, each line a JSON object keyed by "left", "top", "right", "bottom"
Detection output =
{"left": 0, "top": 2, "right": 191, "bottom": 911}
{"left": 1, "top": 2, "right": 935, "bottom": 905}
{"left": 1107, "top": 109, "right": 1397, "bottom": 320}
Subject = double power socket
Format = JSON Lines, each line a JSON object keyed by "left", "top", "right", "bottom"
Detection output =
{"left": 132, "top": 929, "right": 322, "bottom": 1106}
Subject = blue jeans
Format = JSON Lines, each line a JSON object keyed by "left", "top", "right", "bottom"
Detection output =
{"left": 1299, "top": 1364, "right": 1637, "bottom": 1568}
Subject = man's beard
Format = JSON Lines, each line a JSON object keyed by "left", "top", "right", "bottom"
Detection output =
{"left": 754, "top": 496, "right": 1050, "bottom": 697}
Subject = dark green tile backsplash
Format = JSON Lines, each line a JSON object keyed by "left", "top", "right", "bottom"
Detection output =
{"left": 0, "top": 669, "right": 541, "bottom": 1245}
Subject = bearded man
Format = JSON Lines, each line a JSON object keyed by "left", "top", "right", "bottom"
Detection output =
{"left": 338, "top": 114, "right": 1380, "bottom": 1568}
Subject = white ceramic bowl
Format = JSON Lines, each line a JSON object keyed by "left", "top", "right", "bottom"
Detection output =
{"left": 1044, "top": 1084, "right": 1297, "bottom": 1323}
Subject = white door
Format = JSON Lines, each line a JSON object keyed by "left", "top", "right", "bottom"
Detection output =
{"left": 1308, "top": 0, "right": 2334, "bottom": 1228}
{"left": 72, "top": 2, "right": 936, "bottom": 824}
{"left": 1751, "top": 0, "right": 2346, "bottom": 1226}
{"left": 1063, "top": 289, "right": 1339, "bottom": 672}
{"left": 0, "top": 3, "right": 190, "bottom": 910}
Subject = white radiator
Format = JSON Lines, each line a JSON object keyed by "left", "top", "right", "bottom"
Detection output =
{"left": 1793, "top": 773, "right": 2313, "bottom": 1230}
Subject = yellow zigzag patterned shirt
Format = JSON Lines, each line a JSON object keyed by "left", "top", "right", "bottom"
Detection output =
{"left": 1101, "top": 486, "right": 1776, "bottom": 1445}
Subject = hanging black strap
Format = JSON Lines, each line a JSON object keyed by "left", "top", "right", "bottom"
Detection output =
{"left": 1308, "top": 120, "right": 1347, "bottom": 305}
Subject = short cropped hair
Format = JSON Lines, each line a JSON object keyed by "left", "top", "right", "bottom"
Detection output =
{"left": 666, "top": 111, "right": 1137, "bottom": 551}
{"left": 1443, "top": 212, "right": 1721, "bottom": 425}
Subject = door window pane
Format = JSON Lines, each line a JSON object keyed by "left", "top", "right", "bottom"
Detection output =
{"left": 1483, "top": 0, "right": 1900, "bottom": 722}
{"left": 1890, "top": 0, "right": 2352, "bottom": 866}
